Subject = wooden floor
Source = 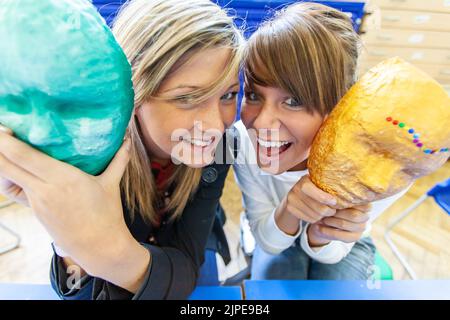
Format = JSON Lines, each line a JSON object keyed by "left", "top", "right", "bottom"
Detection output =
{"left": 0, "top": 162, "right": 449, "bottom": 284}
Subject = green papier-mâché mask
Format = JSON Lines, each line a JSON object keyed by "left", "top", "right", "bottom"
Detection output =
{"left": 0, "top": 0, "right": 134, "bottom": 175}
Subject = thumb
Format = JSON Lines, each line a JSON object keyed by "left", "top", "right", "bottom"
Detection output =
{"left": 99, "top": 138, "right": 131, "bottom": 186}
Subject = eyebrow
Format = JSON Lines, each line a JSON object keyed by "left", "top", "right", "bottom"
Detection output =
{"left": 161, "top": 82, "right": 240, "bottom": 94}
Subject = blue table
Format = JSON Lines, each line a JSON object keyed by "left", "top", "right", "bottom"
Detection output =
{"left": 0, "top": 283, "right": 242, "bottom": 300}
{"left": 189, "top": 286, "right": 242, "bottom": 300}
{"left": 244, "top": 280, "right": 450, "bottom": 300}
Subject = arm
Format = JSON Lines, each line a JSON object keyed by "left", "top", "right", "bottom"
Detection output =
{"left": 86, "top": 163, "right": 231, "bottom": 300}
{"left": 0, "top": 130, "right": 150, "bottom": 297}
{"left": 50, "top": 237, "right": 150, "bottom": 299}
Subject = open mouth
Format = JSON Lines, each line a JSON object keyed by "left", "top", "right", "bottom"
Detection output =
{"left": 257, "top": 137, "right": 293, "bottom": 158}
{"left": 181, "top": 136, "right": 215, "bottom": 148}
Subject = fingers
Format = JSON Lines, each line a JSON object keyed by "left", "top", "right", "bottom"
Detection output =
{"left": 307, "top": 224, "right": 332, "bottom": 247}
{"left": 301, "top": 192, "right": 336, "bottom": 217}
{"left": 0, "top": 131, "right": 68, "bottom": 182}
{"left": 285, "top": 196, "right": 324, "bottom": 223}
{"left": 0, "top": 151, "right": 43, "bottom": 191}
{"left": 99, "top": 139, "right": 131, "bottom": 186}
{"left": 285, "top": 175, "right": 337, "bottom": 223}
{"left": 0, "top": 178, "right": 29, "bottom": 207}
{"left": 352, "top": 203, "right": 372, "bottom": 213}
{"left": 297, "top": 175, "right": 336, "bottom": 206}
{"left": 313, "top": 224, "right": 363, "bottom": 243}
{"left": 321, "top": 216, "right": 366, "bottom": 233}
{"left": 333, "top": 208, "right": 371, "bottom": 224}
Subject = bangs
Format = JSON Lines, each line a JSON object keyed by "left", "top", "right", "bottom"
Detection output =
{"left": 244, "top": 26, "right": 288, "bottom": 89}
{"left": 243, "top": 21, "right": 316, "bottom": 113}
{"left": 244, "top": 36, "right": 278, "bottom": 89}
{"left": 242, "top": 3, "right": 360, "bottom": 117}
{"left": 154, "top": 41, "right": 244, "bottom": 105}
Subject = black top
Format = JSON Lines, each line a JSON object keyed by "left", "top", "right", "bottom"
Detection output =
{"left": 50, "top": 132, "right": 238, "bottom": 300}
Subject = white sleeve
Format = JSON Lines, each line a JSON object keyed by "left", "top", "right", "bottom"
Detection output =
{"left": 233, "top": 162, "right": 302, "bottom": 255}
{"left": 233, "top": 121, "right": 301, "bottom": 255}
{"left": 299, "top": 185, "right": 412, "bottom": 264}
{"left": 300, "top": 224, "right": 355, "bottom": 264}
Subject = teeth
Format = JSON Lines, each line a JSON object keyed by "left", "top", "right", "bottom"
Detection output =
{"left": 184, "top": 138, "right": 212, "bottom": 147}
{"left": 257, "top": 137, "right": 290, "bottom": 148}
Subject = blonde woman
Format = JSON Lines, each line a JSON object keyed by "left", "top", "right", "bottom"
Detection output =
{"left": 0, "top": 0, "right": 244, "bottom": 299}
{"left": 234, "top": 3, "right": 407, "bottom": 280}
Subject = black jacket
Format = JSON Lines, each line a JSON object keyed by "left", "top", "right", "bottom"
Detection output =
{"left": 50, "top": 132, "right": 237, "bottom": 300}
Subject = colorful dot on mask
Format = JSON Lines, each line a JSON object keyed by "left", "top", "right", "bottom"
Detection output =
{"left": 384, "top": 117, "right": 439, "bottom": 155}
{"left": 441, "top": 148, "right": 449, "bottom": 152}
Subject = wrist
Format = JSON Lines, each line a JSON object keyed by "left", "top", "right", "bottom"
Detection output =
{"left": 275, "top": 198, "right": 301, "bottom": 236}
{"left": 90, "top": 233, "right": 151, "bottom": 293}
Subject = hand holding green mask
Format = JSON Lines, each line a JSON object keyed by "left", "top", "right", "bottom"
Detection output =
{"left": 0, "top": 0, "right": 134, "bottom": 175}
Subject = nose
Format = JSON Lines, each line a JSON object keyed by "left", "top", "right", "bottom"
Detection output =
{"left": 252, "top": 101, "right": 280, "bottom": 131}
{"left": 27, "top": 107, "right": 67, "bottom": 146}
{"left": 196, "top": 100, "right": 227, "bottom": 134}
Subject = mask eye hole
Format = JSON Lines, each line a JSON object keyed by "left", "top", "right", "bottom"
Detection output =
{"left": 4, "top": 95, "right": 31, "bottom": 114}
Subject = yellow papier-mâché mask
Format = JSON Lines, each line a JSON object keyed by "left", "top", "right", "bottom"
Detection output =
{"left": 308, "top": 57, "right": 450, "bottom": 209}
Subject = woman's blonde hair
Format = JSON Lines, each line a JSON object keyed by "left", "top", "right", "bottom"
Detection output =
{"left": 112, "top": 0, "right": 244, "bottom": 225}
{"left": 244, "top": 2, "right": 361, "bottom": 116}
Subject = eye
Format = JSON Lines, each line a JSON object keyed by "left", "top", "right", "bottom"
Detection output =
{"left": 5, "top": 95, "right": 31, "bottom": 114}
{"left": 171, "top": 96, "right": 196, "bottom": 108}
{"left": 244, "top": 91, "right": 259, "bottom": 102}
{"left": 177, "top": 97, "right": 194, "bottom": 104}
{"left": 284, "top": 97, "right": 303, "bottom": 109}
{"left": 221, "top": 91, "right": 238, "bottom": 102}
{"left": 53, "top": 101, "right": 100, "bottom": 119}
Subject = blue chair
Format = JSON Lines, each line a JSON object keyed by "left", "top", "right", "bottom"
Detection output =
{"left": 385, "top": 178, "right": 450, "bottom": 279}
{"left": 197, "top": 249, "right": 221, "bottom": 286}
{"left": 92, "top": 1, "right": 366, "bottom": 32}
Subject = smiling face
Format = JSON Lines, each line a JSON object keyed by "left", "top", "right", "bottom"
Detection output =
{"left": 240, "top": 3, "right": 361, "bottom": 175}
{"left": 241, "top": 85, "right": 325, "bottom": 174}
{"left": 0, "top": 0, "right": 134, "bottom": 175}
{"left": 136, "top": 47, "right": 239, "bottom": 168}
